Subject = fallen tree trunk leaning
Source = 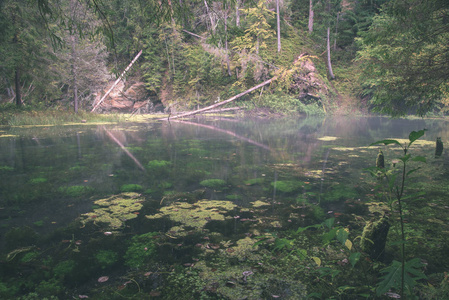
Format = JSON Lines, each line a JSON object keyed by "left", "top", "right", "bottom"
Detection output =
{"left": 161, "top": 77, "right": 275, "bottom": 120}
{"left": 92, "top": 50, "right": 143, "bottom": 112}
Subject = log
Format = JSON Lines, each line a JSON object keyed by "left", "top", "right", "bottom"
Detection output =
{"left": 162, "top": 78, "right": 274, "bottom": 120}
{"left": 92, "top": 50, "right": 143, "bottom": 112}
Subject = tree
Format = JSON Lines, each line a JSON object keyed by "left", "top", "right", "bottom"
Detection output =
{"left": 0, "top": 0, "right": 59, "bottom": 106}
{"left": 308, "top": 0, "right": 314, "bottom": 33}
{"left": 276, "top": 0, "right": 281, "bottom": 52}
{"left": 357, "top": 0, "right": 449, "bottom": 116}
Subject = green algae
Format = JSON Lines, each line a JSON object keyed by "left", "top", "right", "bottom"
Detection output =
{"left": 81, "top": 193, "right": 144, "bottom": 229}
{"left": 147, "top": 159, "right": 172, "bottom": 169}
{"left": 29, "top": 177, "right": 47, "bottom": 184}
{"left": 251, "top": 200, "right": 270, "bottom": 208}
{"left": 146, "top": 200, "right": 237, "bottom": 234}
{"left": 244, "top": 178, "right": 265, "bottom": 185}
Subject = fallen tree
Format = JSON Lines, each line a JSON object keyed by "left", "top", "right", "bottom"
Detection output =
{"left": 161, "top": 77, "right": 275, "bottom": 120}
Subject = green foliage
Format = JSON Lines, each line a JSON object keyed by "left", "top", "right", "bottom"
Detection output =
{"left": 249, "top": 93, "right": 324, "bottom": 115}
{"left": 357, "top": 0, "right": 449, "bottom": 116}
{"left": 124, "top": 232, "right": 158, "bottom": 269}
{"left": 377, "top": 258, "right": 427, "bottom": 296}
{"left": 200, "top": 179, "right": 227, "bottom": 189}
{"left": 368, "top": 129, "right": 428, "bottom": 298}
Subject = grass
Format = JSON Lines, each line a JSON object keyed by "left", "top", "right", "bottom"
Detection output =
{"left": 0, "top": 104, "right": 126, "bottom": 126}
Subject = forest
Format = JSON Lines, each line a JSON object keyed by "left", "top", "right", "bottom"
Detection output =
{"left": 1, "top": 0, "right": 448, "bottom": 119}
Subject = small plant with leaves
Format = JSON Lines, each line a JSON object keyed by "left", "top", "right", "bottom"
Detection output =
{"left": 368, "top": 129, "right": 428, "bottom": 298}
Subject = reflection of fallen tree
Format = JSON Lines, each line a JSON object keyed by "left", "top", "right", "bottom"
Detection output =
{"left": 162, "top": 78, "right": 274, "bottom": 120}
{"left": 101, "top": 126, "right": 145, "bottom": 171}
{"left": 170, "top": 119, "right": 273, "bottom": 152}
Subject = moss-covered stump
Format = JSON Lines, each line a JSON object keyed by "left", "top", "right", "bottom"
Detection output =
{"left": 360, "top": 216, "right": 390, "bottom": 260}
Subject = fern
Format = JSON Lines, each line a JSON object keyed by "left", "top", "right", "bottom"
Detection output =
{"left": 376, "top": 258, "right": 427, "bottom": 296}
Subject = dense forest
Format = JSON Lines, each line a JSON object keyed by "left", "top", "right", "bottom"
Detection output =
{"left": 0, "top": 0, "right": 448, "bottom": 117}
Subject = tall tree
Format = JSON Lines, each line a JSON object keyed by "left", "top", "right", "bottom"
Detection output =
{"left": 308, "top": 0, "right": 314, "bottom": 33}
{"left": 358, "top": 0, "right": 449, "bottom": 115}
{"left": 276, "top": 0, "right": 281, "bottom": 52}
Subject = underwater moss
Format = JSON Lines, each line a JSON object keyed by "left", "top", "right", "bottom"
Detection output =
{"left": 244, "top": 178, "right": 265, "bottom": 185}
{"left": 200, "top": 179, "right": 227, "bottom": 189}
{"left": 323, "top": 184, "right": 358, "bottom": 203}
{"left": 29, "top": 177, "right": 47, "bottom": 184}
{"left": 271, "top": 180, "right": 304, "bottom": 193}
{"left": 124, "top": 232, "right": 158, "bottom": 269}
{"left": 80, "top": 193, "right": 144, "bottom": 229}
{"left": 120, "top": 184, "right": 143, "bottom": 192}
{"left": 58, "top": 185, "right": 93, "bottom": 197}
{"left": 147, "top": 159, "right": 172, "bottom": 169}
{"left": 53, "top": 260, "right": 76, "bottom": 278}
{"left": 95, "top": 250, "right": 118, "bottom": 269}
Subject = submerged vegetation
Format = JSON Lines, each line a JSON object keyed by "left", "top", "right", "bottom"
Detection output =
{"left": 0, "top": 118, "right": 448, "bottom": 298}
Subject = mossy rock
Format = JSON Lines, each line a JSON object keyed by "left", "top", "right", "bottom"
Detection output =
{"left": 200, "top": 179, "right": 227, "bottom": 189}
{"left": 271, "top": 180, "right": 304, "bottom": 193}
{"left": 80, "top": 193, "right": 144, "bottom": 229}
{"left": 120, "top": 184, "right": 143, "bottom": 192}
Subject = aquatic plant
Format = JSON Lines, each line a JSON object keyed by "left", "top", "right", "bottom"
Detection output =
{"left": 58, "top": 185, "right": 93, "bottom": 197}
{"left": 0, "top": 165, "right": 14, "bottom": 171}
{"left": 244, "top": 178, "right": 264, "bottom": 185}
{"left": 368, "top": 129, "right": 428, "bottom": 298}
{"left": 53, "top": 260, "right": 76, "bottom": 278}
{"left": 80, "top": 193, "right": 144, "bottom": 229}
{"left": 147, "top": 159, "right": 171, "bottom": 169}
{"left": 120, "top": 184, "right": 143, "bottom": 192}
{"left": 124, "top": 232, "right": 158, "bottom": 268}
{"left": 323, "top": 184, "right": 358, "bottom": 203}
{"left": 29, "top": 177, "right": 47, "bottom": 184}
{"left": 147, "top": 200, "right": 236, "bottom": 227}
{"left": 200, "top": 179, "right": 227, "bottom": 189}
{"left": 95, "top": 250, "right": 119, "bottom": 269}
{"left": 271, "top": 180, "right": 303, "bottom": 193}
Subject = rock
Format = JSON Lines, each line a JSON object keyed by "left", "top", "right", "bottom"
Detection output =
{"left": 360, "top": 216, "right": 390, "bottom": 260}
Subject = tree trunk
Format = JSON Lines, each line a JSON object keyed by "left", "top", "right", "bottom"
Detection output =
{"left": 162, "top": 78, "right": 274, "bottom": 120}
{"left": 70, "top": 0, "right": 79, "bottom": 113}
{"left": 236, "top": 0, "right": 240, "bottom": 27}
{"left": 276, "top": 0, "right": 281, "bottom": 52}
{"left": 92, "top": 50, "right": 143, "bottom": 112}
{"left": 224, "top": 4, "right": 231, "bottom": 76}
{"left": 327, "top": 27, "right": 335, "bottom": 79}
{"left": 204, "top": 0, "right": 216, "bottom": 33}
{"left": 15, "top": 67, "right": 22, "bottom": 106}
{"left": 308, "top": 0, "right": 314, "bottom": 33}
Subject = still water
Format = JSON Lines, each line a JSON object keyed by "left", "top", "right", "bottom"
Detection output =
{"left": 0, "top": 116, "right": 448, "bottom": 299}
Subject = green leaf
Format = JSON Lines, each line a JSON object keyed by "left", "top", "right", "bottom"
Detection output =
{"left": 336, "top": 228, "right": 349, "bottom": 246}
{"left": 323, "top": 217, "right": 335, "bottom": 229}
{"left": 370, "top": 139, "right": 402, "bottom": 147}
{"left": 322, "top": 228, "right": 338, "bottom": 245}
{"left": 408, "top": 129, "right": 426, "bottom": 145}
{"left": 406, "top": 167, "right": 421, "bottom": 176}
{"left": 376, "top": 259, "right": 427, "bottom": 296}
{"left": 400, "top": 154, "right": 411, "bottom": 163}
{"left": 388, "top": 173, "right": 398, "bottom": 190}
{"left": 349, "top": 252, "right": 361, "bottom": 267}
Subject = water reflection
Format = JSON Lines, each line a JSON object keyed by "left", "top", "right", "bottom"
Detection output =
{"left": 0, "top": 116, "right": 447, "bottom": 298}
